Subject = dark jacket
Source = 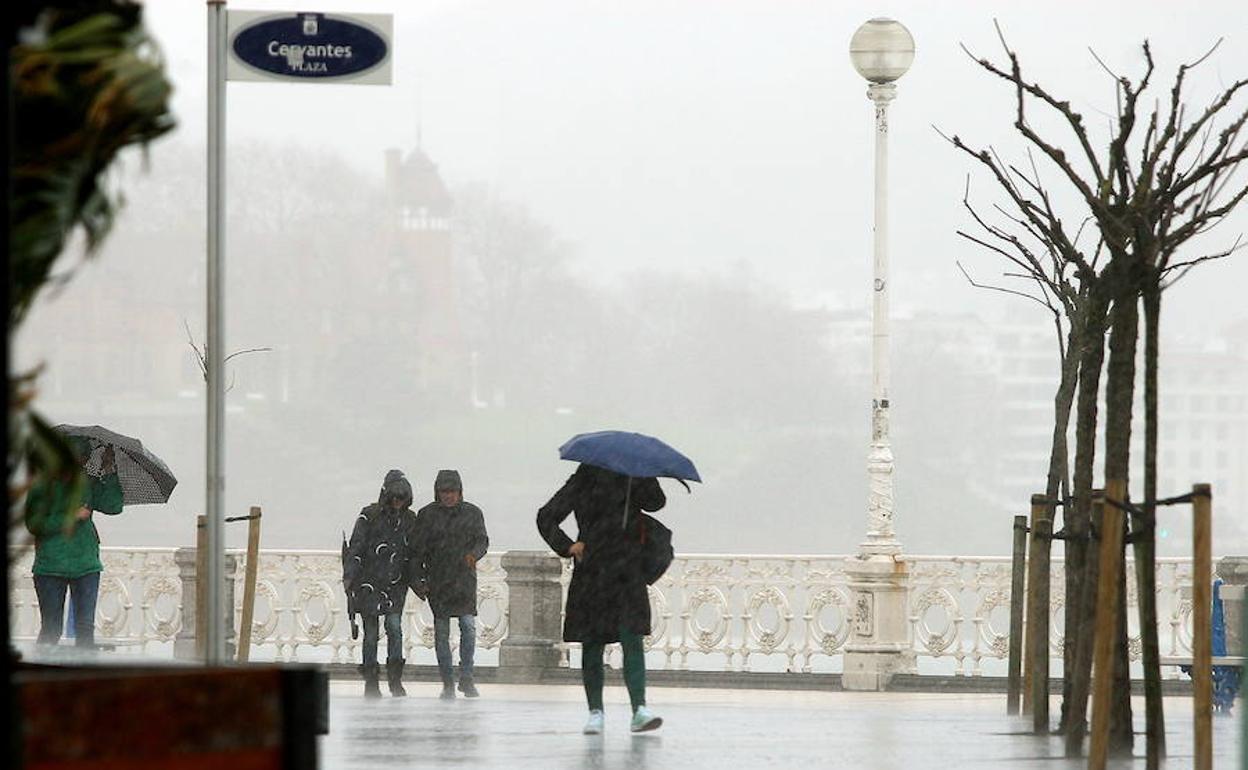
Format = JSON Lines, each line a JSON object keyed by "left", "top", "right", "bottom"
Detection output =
{"left": 536, "top": 464, "right": 666, "bottom": 642}
{"left": 344, "top": 470, "right": 418, "bottom": 616}
{"left": 413, "top": 470, "right": 489, "bottom": 618}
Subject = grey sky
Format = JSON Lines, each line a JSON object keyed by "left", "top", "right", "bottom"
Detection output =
{"left": 15, "top": 1, "right": 1248, "bottom": 556}
{"left": 145, "top": 0, "right": 1248, "bottom": 329}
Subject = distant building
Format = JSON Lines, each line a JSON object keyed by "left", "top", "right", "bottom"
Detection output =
{"left": 1155, "top": 339, "right": 1248, "bottom": 552}
{"left": 381, "top": 145, "right": 468, "bottom": 403}
{"left": 821, "top": 309, "right": 1248, "bottom": 554}
{"left": 981, "top": 320, "right": 1248, "bottom": 553}
{"left": 988, "top": 321, "right": 1062, "bottom": 515}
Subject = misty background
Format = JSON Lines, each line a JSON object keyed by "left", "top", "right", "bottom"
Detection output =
{"left": 14, "top": 0, "right": 1248, "bottom": 557}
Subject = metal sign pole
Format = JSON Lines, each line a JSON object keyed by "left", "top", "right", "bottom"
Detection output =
{"left": 201, "top": 5, "right": 392, "bottom": 664}
{"left": 205, "top": 0, "right": 228, "bottom": 665}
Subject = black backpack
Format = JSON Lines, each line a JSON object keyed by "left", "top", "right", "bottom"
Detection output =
{"left": 637, "top": 513, "right": 674, "bottom": 585}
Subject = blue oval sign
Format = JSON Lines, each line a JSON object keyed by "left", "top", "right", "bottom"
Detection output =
{"left": 231, "top": 13, "right": 389, "bottom": 81}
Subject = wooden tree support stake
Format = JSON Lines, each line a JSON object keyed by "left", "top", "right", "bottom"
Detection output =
{"left": 236, "top": 506, "right": 262, "bottom": 662}
{"left": 1192, "top": 483, "right": 1212, "bottom": 770}
{"left": 1007, "top": 514, "right": 1028, "bottom": 715}
{"left": 1026, "top": 495, "right": 1052, "bottom": 732}
{"left": 1088, "top": 486, "right": 1125, "bottom": 769}
{"left": 195, "top": 514, "right": 207, "bottom": 660}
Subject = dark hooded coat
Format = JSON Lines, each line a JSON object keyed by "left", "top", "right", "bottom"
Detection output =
{"left": 413, "top": 470, "right": 490, "bottom": 618}
{"left": 343, "top": 470, "right": 418, "bottom": 616}
{"left": 537, "top": 464, "right": 666, "bottom": 643}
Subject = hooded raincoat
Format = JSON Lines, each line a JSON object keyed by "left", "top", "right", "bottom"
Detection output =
{"left": 537, "top": 464, "right": 666, "bottom": 642}
{"left": 344, "top": 470, "right": 419, "bottom": 617}
{"left": 413, "top": 470, "right": 490, "bottom": 618}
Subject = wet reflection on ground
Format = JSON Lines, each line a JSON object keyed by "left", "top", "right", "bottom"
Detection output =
{"left": 319, "top": 682, "right": 1242, "bottom": 769}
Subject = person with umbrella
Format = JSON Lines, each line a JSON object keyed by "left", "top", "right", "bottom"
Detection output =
{"left": 25, "top": 425, "right": 177, "bottom": 650}
{"left": 343, "top": 469, "right": 420, "bottom": 698}
{"left": 413, "top": 469, "right": 490, "bottom": 699}
{"left": 538, "top": 431, "right": 697, "bottom": 734}
{"left": 24, "top": 437, "right": 123, "bottom": 649}
{"left": 537, "top": 465, "right": 671, "bottom": 734}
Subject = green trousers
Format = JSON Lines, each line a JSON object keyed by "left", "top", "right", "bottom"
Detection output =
{"left": 581, "top": 628, "right": 646, "bottom": 712}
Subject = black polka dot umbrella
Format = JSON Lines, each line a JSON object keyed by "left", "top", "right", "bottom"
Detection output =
{"left": 56, "top": 424, "right": 178, "bottom": 505}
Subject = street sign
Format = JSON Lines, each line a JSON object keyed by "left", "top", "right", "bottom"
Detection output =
{"left": 227, "top": 11, "right": 392, "bottom": 84}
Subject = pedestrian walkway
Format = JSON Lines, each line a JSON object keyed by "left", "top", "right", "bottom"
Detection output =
{"left": 319, "top": 681, "right": 1242, "bottom": 769}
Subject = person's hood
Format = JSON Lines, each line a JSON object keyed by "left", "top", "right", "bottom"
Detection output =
{"left": 433, "top": 469, "right": 462, "bottom": 501}
{"left": 378, "top": 469, "right": 413, "bottom": 508}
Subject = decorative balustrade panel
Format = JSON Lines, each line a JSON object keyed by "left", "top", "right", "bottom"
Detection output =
{"left": 9, "top": 547, "right": 507, "bottom": 663}
{"left": 904, "top": 556, "right": 1195, "bottom": 675}
{"left": 9, "top": 547, "right": 1198, "bottom": 674}
{"left": 906, "top": 556, "right": 1013, "bottom": 675}
{"left": 10, "top": 546, "right": 182, "bottom": 653}
{"left": 230, "top": 549, "right": 508, "bottom": 663}
{"left": 559, "top": 555, "right": 855, "bottom": 673}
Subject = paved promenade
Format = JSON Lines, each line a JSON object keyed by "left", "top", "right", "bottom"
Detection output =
{"left": 320, "top": 681, "right": 1243, "bottom": 769}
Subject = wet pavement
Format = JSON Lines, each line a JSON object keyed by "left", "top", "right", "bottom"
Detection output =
{"left": 320, "top": 681, "right": 1243, "bottom": 769}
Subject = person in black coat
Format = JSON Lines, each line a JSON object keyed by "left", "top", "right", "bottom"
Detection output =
{"left": 537, "top": 464, "right": 666, "bottom": 734}
{"left": 413, "top": 469, "right": 489, "bottom": 698}
{"left": 344, "top": 469, "right": 419, "bottom": 697}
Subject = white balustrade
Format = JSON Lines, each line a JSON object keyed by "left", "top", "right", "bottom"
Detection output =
{"left": 8, "top": 547, "right": 1200, "bottom": 674}
{"left": 558, "top": 555, "right": 854, "bottom": 673}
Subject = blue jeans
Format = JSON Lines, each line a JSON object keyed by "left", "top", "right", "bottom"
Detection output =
{"left": 33, "top": 572, "right": 100, "bottom": 647}
{"left": 361, "top": 612, "right": 403, "bottom": 667}
{"left": 434, "top": 615, "right": 476, "bottom": 680}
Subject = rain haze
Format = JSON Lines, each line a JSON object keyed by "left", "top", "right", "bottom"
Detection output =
{"left": 15, "top": 0, "right": 1248, "bottom": 560}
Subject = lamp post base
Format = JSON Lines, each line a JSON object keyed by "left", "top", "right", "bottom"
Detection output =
{"left": 842, "top": 553, "right": 913, "bottom": 691}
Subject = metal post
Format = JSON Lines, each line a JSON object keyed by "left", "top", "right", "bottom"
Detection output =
{"left": 205, "top": 0, "right": 228, "bottom": 665}
{"left": 863, "top": 81, "right": 900, "bottom": 557}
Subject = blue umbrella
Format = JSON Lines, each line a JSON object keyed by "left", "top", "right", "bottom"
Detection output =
{"left": 559, "top": 430, "right": 701, "bottom": 483}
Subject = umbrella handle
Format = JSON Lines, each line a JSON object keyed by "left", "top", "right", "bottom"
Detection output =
{"left": 622, "top": 478, "right": 632, "bottom": 529}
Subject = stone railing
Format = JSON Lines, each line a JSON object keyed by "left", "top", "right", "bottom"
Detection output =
{"left": 8, "top": 547, "right": 1217, "bottom": 676}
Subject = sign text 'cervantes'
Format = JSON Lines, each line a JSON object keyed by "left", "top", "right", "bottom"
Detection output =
{"left": 227, "top": 11, "right": 393, "bottom": 84}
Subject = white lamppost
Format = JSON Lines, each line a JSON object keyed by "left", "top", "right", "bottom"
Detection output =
{"left": 842, "top": 17, "right": 915, "bottom": 691}
{"left": 849, "top": 18, "right": 913, "bottom": 557}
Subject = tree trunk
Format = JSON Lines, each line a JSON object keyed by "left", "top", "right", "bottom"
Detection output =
{"left": 1047, "top": 316, "right": 1079, "bottom": 733}
{"left": 1136, "top": 279, "right": 1165, "bottom": 762}
{"left": 1060, "top": 290, "right": 1108, "bottom": 745}
{"left": 1103, "top": 283, "right": 1141, "bottom": 756}
{"left": 1047, "top": 320, "right": 1079, "bottom": 503}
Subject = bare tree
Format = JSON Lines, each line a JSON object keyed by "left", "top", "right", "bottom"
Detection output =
{"left": 948, "top": 172, "right": 1111, "bottom": 739}
{"left": 184, "top": 320, "right": 272, "bottom": 393}
{"left": 948, "top": 24, "right": 1248, "bottom": 762}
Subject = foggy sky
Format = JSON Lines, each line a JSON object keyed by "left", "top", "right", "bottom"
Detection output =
{"left": 141, "top": 0, "right": 1248, "bottom": 325}
{"left": 14, "top": 1, "right": 1248, "bottom": 558}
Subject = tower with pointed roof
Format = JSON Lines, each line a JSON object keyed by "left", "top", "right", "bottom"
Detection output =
{"left": 383, "top": 145, "right": 466, "bottom": 402}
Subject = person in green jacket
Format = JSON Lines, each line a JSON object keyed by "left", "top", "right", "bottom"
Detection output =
{"left": 24, "top": 440, "right": 124, "bottom": 648}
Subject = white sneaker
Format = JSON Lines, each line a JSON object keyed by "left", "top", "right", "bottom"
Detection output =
{"left": 630, "top": 705, "right": 662, "bottom": 733}
{"left": 583, "top": 709, "right": 604, "bottom": 735}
